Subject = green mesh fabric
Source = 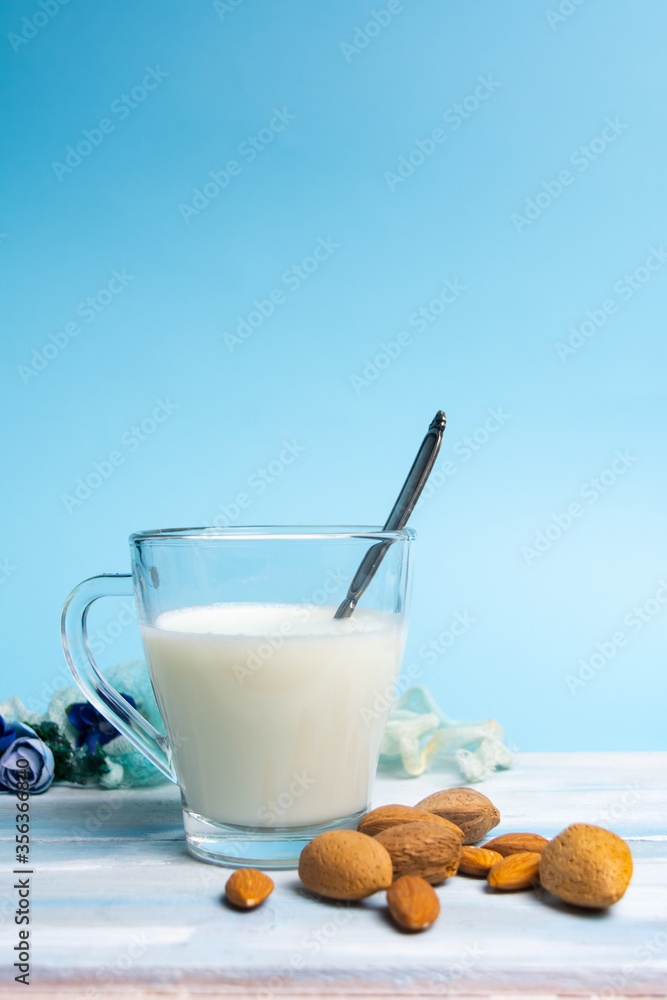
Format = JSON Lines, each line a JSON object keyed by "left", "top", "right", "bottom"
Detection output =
{"left": 1, "top": 661, "right": 168, "bottom": 789}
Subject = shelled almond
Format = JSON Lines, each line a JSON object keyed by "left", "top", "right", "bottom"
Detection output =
{"left": 457, "top": 845, "right": 503, "bottom": 877}
{"left": 487, "top": 851, "right": 542, "bottom": 891}
{"left": 225, "top": 868, "right": 274, "bottom": 909}
{"left": 386, "top": 875, "right": 440, "bottom": 931}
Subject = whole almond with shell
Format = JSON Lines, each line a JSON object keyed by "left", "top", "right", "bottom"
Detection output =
{"left": 415, "top": 787, "right": 500, "bottom": 845}
{"left": 483, "top": 832, "right": 548, "bottom": 856}
{"left": 487, "top": 851, "right": 542, "bottom": 891}
{"left": 358, "top": 804, "right": 464, "bottom": 840}
{"left": 458, "top": 845, "right": 503, "bottom": 877}
{"left": 298, "top": 829, "right": 393, "bottom": 901}
{"left": 374, "top": 822, "right": 462, "bottom": 884}
{"left": 225, "top": 868, "right": 274, "bottom": 909}
{"left": 538, "top": 824, "right": 633, "bottom": 908}
{"left": 386, "top": 875, "right": 440, "bottom": 932}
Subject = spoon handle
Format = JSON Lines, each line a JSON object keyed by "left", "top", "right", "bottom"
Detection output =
{"left": 334, "top": 410, "right": 446, "bottom": 619}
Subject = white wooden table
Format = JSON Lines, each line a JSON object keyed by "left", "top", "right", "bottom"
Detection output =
{"left": 1, "top": 752, "right": 666, "bottom": 998}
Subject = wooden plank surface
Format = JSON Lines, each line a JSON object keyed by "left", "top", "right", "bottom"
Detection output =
{"left": 1, "top": 752, "right": 666, "bottom": 997}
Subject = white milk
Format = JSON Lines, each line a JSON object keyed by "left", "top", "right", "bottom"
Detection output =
{"left": 140, "top": 603, "right": 405, "bottom": 827}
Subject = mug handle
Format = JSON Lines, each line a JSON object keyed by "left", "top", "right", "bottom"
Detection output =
{"left": 61, "top": 574, "right": 176, "bottom": 782}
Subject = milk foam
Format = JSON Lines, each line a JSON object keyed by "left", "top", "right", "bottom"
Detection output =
{"left": 153, "top": 602, "right": 388, "bottom": 637}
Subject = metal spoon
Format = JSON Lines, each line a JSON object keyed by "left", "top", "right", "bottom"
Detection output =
{"left": 334, "top": 410, "right": 446, "bottom": 619}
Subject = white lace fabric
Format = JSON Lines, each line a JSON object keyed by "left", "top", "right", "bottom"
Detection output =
{"left": 380, "top": 685, "right": 515, "bottom": 781}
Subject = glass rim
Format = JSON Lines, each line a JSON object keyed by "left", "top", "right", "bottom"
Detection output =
{"left": 129, "top": 525, "right": 416, "bottom": 543}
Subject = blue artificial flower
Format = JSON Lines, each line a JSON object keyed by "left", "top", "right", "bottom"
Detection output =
{"left": 67, "top": 695, "right": 136, "bottom": 753}
{"left": 0, "top": 716, "right": 55, "bottom": 793}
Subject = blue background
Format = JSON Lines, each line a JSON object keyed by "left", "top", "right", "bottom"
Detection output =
{"left": 1, "top": 0, "right": 665, "bottom": 750}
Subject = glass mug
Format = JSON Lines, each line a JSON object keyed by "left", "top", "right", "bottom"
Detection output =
{"left": 61, "top": 526, "right": 414, "bottom": 867}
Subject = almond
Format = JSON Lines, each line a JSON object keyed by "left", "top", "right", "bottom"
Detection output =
{"left": 487, "top": 851, "right": 541, "bottom": 890}
{"left": 415, "top": 787, "right": 500, "bottom": 845}
{"left": 386, "top": 875, "right": 440, "bottom": 932}
{"left": 457, "top": 845, "right": 503, "bottom": 877}
{"left": 358, "top": 804, "right": 464, "bottom": 840}
{"left": 298, "top": 829, "right": 393, "bottom": 900}
{"left": 539, "top": 824, "right": 633, "bottom": 908}
{"left": 483, "top": 832, "right": 548, "bottom": 856}
{"left": 225, "top": 868, "right": 274, "bottom": 909}
{"left": 374, "top": 822, "right": 462, "bottom": 884}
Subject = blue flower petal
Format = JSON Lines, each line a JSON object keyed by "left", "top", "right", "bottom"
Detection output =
{"left": 0, "top": 727, "right": 55, "bottom": 794}
{"left": 66, "top": 694, "right": 137, "bottom": 754}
